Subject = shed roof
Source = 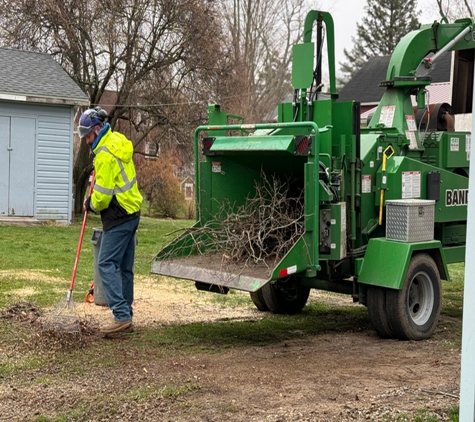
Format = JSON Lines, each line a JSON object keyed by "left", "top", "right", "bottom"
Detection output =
{"left": 0, "top": 47, "right": 89, "bottom": 106}
{"left": 338, "top": 52, "right": 452, "bottom": 104}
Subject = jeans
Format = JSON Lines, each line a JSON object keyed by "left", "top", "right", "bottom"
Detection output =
{"left": 98, "top": 216, "right": 140, "bottom": 322}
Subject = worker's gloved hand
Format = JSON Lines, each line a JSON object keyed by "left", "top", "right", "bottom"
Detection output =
{"left": 84, "top": 196, "right": 96, "bottom": 213}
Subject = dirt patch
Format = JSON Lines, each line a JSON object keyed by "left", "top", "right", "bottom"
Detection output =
{"left": 0, "top": 278, "right": 462, "bottom": 421}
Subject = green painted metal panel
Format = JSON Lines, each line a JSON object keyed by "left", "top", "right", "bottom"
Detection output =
{"left": 422, "top": 132, "right": 470, "bottom": 171}
{"left": 278, "top": 102, "right": 294, "bottom": 123}
{"left": 382, "top": 156, "right": 468, "bottom": 223}
{"left": 360, "top": 133, "right": 380, "bottom": 164}
{"left": 358, "top": 133, "right": 382, "bottom": 240}
{"left": 292, "top": 43, "right": 314, "bottom": 89}
{"left": 198, "top": 161, "right": 213, "bottom": 222}
{"left": 331, "top": 101, "right": 355, "bottom": 159}
{"left": 354, "top": 258, "right": 364, "bottom": 277}
{"left": 207, "top": 104, "right": 228, "bottom": 136}
{"left": 207, "top": 158, "right": 260, "bottom": 215}
{"left": 319, "top": 203, "right": 347, "bottom": 260}
{"left": 444, "top": 133, "right": 470, "bottom": 168}
{"left": 358, "top": 238, "right": 446, "bottom": 289}
{"left": 210, "top": 135, "right": 294, "bottom": 153}
{"left": 441, "top": 224, "right": 466, "bottom": 245}
{"left": 304, "top": 162, "right": 315, "bottom": 231}
{"left": 443, "top": 245, "right": 465, "bottom": 264}
{"left": 271, "top": 233, "right": 314, "bottom": 280}
{"left": 311, "top": 100, "right": 333, "bottom": 161}
{"left": 153, "top": 221, "right": 202, "bottom": 261}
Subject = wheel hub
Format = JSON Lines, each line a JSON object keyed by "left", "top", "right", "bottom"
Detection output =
{"left": 407, "top": 271, "right": 434, "bottom": 326}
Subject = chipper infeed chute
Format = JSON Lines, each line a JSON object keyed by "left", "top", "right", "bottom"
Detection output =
{"left": 151, "top": 121, "right": 325, "bottom": 293}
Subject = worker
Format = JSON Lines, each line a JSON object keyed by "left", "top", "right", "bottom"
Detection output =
{"left": 79, "top": 107, "right": 143, "bottom": 334}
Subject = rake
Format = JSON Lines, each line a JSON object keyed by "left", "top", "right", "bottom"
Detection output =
{"left": 42, "top": 171, "right": 96, "bottom": 333}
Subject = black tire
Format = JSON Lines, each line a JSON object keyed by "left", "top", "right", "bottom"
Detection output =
{"left": 249, "top": 289, "right": 269, "bottom": 312}
{"left": 367, "top": 285, "right": 394, "bottom": 339}
{"left": 386, "top": 253, "right": 441, "bottom": 341}
{"left": 261, "top": 277, "right": 310, "bottom": 314}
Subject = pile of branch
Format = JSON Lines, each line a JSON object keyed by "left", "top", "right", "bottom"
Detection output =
{"left": 169, "top": 173, "right": 304, "bottom": 268}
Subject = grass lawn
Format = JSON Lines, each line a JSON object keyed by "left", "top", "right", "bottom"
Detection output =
{"left": 0, "top": 217, "right": 466, "bottom": 422}
{"left": 0, "top": 215, "right": 192, "bottom": 308}
{"left": 0, "top": 215, "right": 465, "bottom": 339}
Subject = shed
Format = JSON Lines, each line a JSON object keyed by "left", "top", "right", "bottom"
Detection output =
{"left": 180, "top": 176, "right": 195, "bottom": 200}
{"left": 0, "top": 47, "right": 89, "bottom": 224}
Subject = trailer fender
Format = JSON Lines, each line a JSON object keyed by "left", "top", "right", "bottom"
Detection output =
{"left": 357, "top": 238, "right": 449, "bottom": 290}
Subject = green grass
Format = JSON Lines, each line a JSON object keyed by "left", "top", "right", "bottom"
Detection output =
{"left": 0, "top": 215, "right": 191, "bottom": 308}
{"left": 0, "top": 219, "right": 466, "bottom": 354}
{"left": 0, "top": 219, "right": 467, "bottom": 421}
{"left": 379, "top": 405, "right": 459, "bottom": 421}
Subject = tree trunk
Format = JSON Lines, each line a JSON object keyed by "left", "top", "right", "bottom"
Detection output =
{"left": 73, "top": 140, "right": 94, "bottom": 215}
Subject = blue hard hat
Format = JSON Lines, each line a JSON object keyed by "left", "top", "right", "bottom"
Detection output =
{"left": 78, "top": 107, "right": 107, "bottom": 138}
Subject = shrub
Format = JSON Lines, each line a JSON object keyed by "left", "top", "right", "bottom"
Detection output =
{"left": 136, "top": 151, "right": 186, "bottom": 219}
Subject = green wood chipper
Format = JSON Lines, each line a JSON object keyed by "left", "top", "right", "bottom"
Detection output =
{"left": 152, "top": 10, "right": 473, "bottom": 340}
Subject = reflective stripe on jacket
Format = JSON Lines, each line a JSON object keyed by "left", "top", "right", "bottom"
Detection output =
{"left": 91, "top": 125, "right": 143, "bottom": 214}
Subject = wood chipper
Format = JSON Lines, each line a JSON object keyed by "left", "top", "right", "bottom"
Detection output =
{"left": 152, "top": 10, "right": 473, "bottom": 340}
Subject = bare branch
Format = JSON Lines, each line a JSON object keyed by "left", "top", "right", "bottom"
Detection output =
{"left": 161, "top": 171, "right": 304, "bottom": 280}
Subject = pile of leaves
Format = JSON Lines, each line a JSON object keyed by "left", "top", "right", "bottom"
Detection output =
{"left": 0, "top": 300, "right": 43, "bottom": 323}
{"left": 1, "top": 301, "right": 101, "bottom": 352}
{"left": 37, "top": 317, "right": 100, "bottom": 351}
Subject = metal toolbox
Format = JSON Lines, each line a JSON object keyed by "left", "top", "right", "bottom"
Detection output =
{"left": 386, "top": 199, "right": 435, "bottom": 242}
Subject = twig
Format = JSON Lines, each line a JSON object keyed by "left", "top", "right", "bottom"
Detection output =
{"left": 161, "top": 170, "right": 304, "bottom": 274}
{"left": 421, "top": 389, "right": 459, "bottom": 399}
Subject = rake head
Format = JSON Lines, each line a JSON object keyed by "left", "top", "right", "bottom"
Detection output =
{"left": 41, "top": 296, "right": 82, "bottom": 334}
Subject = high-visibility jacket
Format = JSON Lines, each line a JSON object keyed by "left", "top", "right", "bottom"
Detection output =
{"left": 88, "top": 124, "right": 143, "bottom": 229}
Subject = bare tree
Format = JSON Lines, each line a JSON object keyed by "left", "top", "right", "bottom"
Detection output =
{"left": 434, "top": 0, "right": 474, "bottom": 19}
{"left": 0, "top": 0, "right": 222, "bottom": 213}
{"left": 213, "top": 0, "right": 310, "bottom": 123}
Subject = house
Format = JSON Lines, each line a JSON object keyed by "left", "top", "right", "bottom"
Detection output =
{"left": 180, "top": 176, "right": 195, "bottom": 201}
{"left": 337, "top": 52, "right": 461, "bottom": 126}
{"left": 0, "top": 47, "right": 89, "bottom": 225}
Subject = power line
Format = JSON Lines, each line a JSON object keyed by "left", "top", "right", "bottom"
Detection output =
{"left": 94, "top": 91, "right": 256, "bottom": 109}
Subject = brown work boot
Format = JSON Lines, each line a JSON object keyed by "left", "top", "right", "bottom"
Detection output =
{"left": 100, "top": 319, "right": 132, "bottom": 334}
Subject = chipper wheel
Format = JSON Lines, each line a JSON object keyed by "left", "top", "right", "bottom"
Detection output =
{"left": 249, "top": 289, "right": 269, "bottom": 312}
{"left": 385, "top": 253, "right": 441, "bottom": 341}
{"left": 261, "top": 277, "right": 310, "bottom": 314}
{"left": 367, "top": 285, "right": 394, "bottom": 339}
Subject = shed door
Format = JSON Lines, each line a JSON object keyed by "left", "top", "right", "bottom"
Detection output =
{"left": 0, "top": 116, "right": 36, "bottom": 216}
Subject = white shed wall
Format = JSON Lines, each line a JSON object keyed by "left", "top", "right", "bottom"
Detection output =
{"left": 0, "top": 101, "right": 74, "bottom": 224}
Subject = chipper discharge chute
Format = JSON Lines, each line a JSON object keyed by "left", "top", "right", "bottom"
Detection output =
{"left": 152, "top": 10, "right": 473, "bottom": 340}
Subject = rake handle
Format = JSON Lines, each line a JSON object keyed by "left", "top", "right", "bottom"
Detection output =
{"left": 68, "top": 171, "right": 96, "bottom": 292}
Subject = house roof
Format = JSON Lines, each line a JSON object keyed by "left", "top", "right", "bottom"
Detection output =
{"left": 338, "top": 51, "right": 452, "bottom": 104}
{"left": 0, "top": 47, "right": 89, "bottom": 106}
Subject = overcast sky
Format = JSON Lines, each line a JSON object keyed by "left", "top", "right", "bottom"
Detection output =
{"left": 316, "top": 0, "right": 442, "bottom": 70}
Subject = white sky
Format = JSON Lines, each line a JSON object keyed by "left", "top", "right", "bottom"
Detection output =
{"left": 316, "top": 0, "right": 442, "bottom": 70}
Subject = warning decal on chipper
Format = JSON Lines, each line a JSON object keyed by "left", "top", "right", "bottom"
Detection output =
{"left": 402, "top": 171, "right": 421, "bottom": 199}
{"left": 362, "top": 175, "right": 371, "bottom": 193}
{"left": 446, "top": 189, "right": 469, "bottom": 206}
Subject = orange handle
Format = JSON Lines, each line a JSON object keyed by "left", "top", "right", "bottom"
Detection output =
{"left": 68, "top": 171, "right": 95, "bottom": 291}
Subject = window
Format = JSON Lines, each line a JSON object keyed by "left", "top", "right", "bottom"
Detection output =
{"left": 145, "top": 141, "right": 158, "bottom": 159}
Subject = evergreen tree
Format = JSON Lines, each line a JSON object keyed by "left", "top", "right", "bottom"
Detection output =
{"left": 339, "top": 0, "right": 420, "bottom": 85}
